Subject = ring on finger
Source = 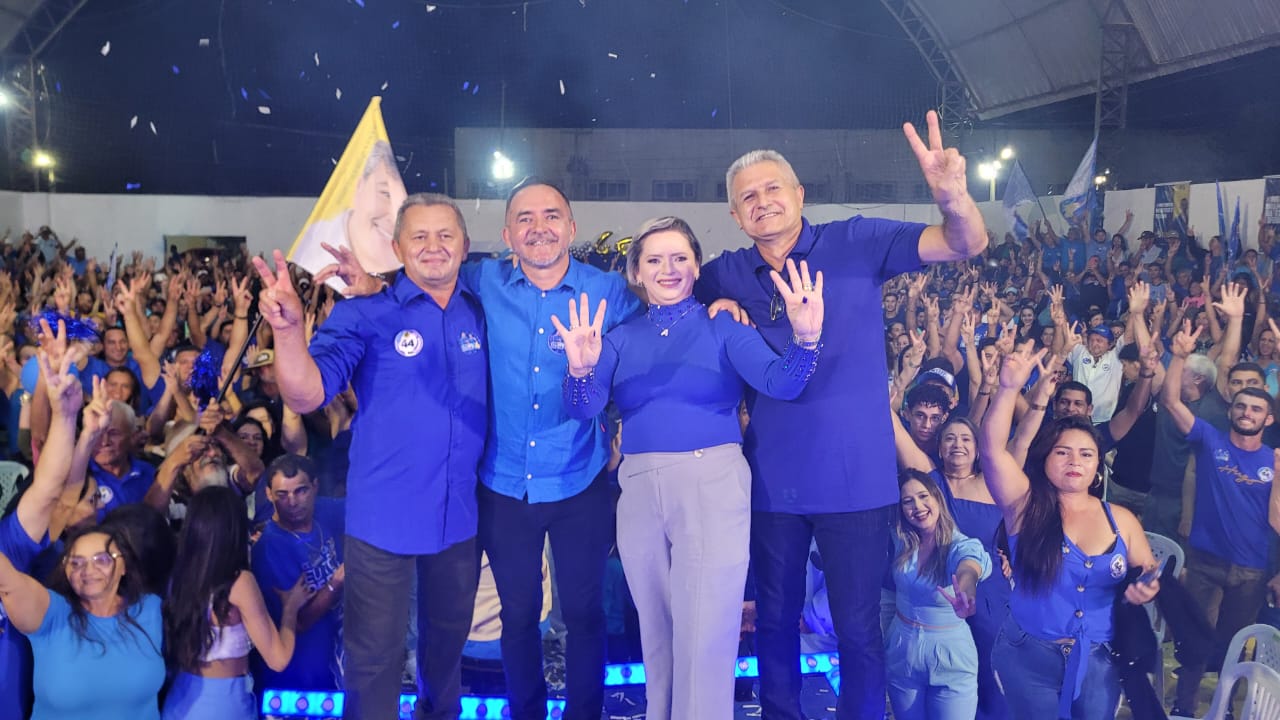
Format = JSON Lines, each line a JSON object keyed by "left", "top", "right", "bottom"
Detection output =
{"left": 802, "top": 284, "right": 814, "bottom": 292}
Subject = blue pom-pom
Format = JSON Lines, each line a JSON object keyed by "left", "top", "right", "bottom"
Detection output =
{"left": 188, "top": 345, "right": 226, "bottom": 410}
{"left": 28, "top": 310, "right": 101, "bottom": 343}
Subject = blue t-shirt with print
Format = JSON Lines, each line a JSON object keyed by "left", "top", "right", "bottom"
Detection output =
{"left": 1187, "top": 418, "right": 1275, "bottom": 569}
{"left": 0, "top": 511, "right": 48, "bottom": 720}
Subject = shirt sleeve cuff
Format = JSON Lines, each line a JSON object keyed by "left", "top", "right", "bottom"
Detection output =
{"left": 781, "top": 339, "right": 822, "bottom": 383}
{"left": 563, "top": 370, "right": 606, "bottom": 409}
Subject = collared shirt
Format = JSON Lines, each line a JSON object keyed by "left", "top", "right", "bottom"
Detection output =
{"left": 696, "top": 215, "right": 927, "bottom": 513}
{"left": 462, "top": 258, "right": 642, "bottom": 503}
{"left": 1067, "top": 344, "right": 1123, "bottom": 423}
{"left": 310, "top": 271, "right": 488, "bottom": 555}
{"left": 89, "top": 458, "right": 157, "bottom": 520}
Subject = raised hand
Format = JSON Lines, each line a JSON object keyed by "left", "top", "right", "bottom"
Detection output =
{"left": 38, "top": 343, "right": 84, "bottom": 418}
{"left": 769, "top": 259, "right": 823, "bottom": 341}
{"left": 937, "top": 575, "right": 977, "bottom": 618}
{"left": 1170, "top": 319, "right": 1202, "bottom": 358}
{"left": 251, "top": 250, "right": 306, "bottom": 334}
{"left": 907, "top": 273, "right": 928, "bottom": 299}
{"left": 37, "top": 317, "right": 70, "bottom": 373}
{"left": 314, "top": 241, "right": 383, "bottom": 297}
{"left": 959, "top": 310, "right": 977, "bottom": 347}
{"left": 999, "top": 345, "right": 1048, "bottom": 390}
{"left": 1212, "top": 282, "right": 1246, "bottom": 320}
{"left": 230, "top": 274, "right": 253, "bottom": 318}
{"left": 1047, "top": 284, "right": 1065, "bottom": 309}
{"left": 549, "top": 293, "right": 607, "bottom": 378}
{"left": 903, "top": 110, "right": 971, "bottom": 210}
{"left": 1127, "top": 280, "right": 1150, "bottom": 316}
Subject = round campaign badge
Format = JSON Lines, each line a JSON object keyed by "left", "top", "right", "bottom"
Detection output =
{"left": 1109, "top": 553, "right": 1127, "bottom": 580}
{"left": 395, "top": 329, "right": 424, "bottom": 358}
{"left": 547, "top": 332, "right": 566, "bottom": 354}
{"left": 94, "top": 484, "right": 115, "bottom": 509}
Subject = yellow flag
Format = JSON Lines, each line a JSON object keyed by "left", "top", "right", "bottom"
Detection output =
{"left": 288, "top": 97, "right": 408, "bottom": 289}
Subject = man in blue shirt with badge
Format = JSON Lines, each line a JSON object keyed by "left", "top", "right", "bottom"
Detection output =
{"left": 465, "top": 180, "right": 641, "bottom": 720}
{"left": 1163, "top": 322, "right": 1280, "bottom": 717}
{"left": 255, "top": 193, "right": 488, "bottom": 720}
{"left": 695, "top": 111, "right": 987, "bottom": 720}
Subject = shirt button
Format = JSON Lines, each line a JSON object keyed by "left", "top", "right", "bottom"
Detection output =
{"left": 694, "top": 449, "right": 704, "bottom": 458}
{"left": 538, "top": 327, "right": 545, "bottom": 334}
{"left": 526, "top": 474, "right": 533, "bottom": 480}
{"left": 533, "top": 403, "right": 540, "bottom": 410}
{"left": 1074, "top": 610, "right": 1084, "bottom": 618}
{"left": 1077, "top": 585, "right": 1085, "bottom": 592}
{"left": 534, "top": 366, "right": 541, "bottom": 373}
{"left": 1084, "top": 560, "right": 1093, "bottom": 568}
{"left": 541, "top": 291, "right": 547, "bottom": 298}
{"left": 529, "top": 441, "right": 536, "bottom": 447}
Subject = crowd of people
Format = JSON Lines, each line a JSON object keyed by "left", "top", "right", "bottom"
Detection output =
{"left": 0, "top": 108, "right": 1273, "bottom": 720}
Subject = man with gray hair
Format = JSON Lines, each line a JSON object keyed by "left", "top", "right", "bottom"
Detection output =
{"left": 695, "top": 111, "right": 987, "bottom": 720}
{"left": 257, "top": 192, "right": 488, "bottom": 720}
{"left": 86, "top": 400, "right": 155, "bottom": 520}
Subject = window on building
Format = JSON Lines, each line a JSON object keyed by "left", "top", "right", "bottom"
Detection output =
{"left": 652, "top": 181, "right": 696, "bottom": 202}
{"left": 586, "top": 181, "right": 630, "bottom": 201}
{"left": 851, "top": 182, "right": 897, "bottom": 203}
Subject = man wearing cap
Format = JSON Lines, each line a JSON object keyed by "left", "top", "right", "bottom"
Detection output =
{"left": 1050, "top": 290, "right": 1124, "bottom": 423}
{"left": 695, "top": 111, "right": 987, "bottom": 720}
{"left": 1137, "top": 230, "right": 1164, "bottom": 268}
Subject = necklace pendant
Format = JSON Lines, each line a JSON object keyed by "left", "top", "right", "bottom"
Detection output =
{"left": 660, "top": 328, "right": 669, "bottom": 336}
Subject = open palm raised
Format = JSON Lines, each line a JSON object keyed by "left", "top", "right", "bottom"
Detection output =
{"left": 550, "top": 293, "right": 607, "bottom": 378}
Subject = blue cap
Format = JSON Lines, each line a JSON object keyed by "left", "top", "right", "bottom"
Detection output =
{"left": 1087, "top": 325, "right": 1114, "bottom": 343}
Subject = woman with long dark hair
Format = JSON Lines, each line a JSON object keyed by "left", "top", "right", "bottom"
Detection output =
{"left": 162, "top": 486, "right": 311, "bottom": 720}
{"left": 885, "top": 468, "right": 989, "bottom": 719}
{"left": 0, "top": 524, "right": 165, "bottom": 719}
{"left": 979, "top": 345, "right": 1160, "bottom": 719}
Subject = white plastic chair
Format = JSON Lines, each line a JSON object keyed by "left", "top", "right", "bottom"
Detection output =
{"left": 0, "top": 460, "right": 29, "bottom": 512}
{"left": 1223, "top": 624, "right": 1280, "bottom": 682}
{"left": 1145, "top": 531, "right": 1187, "bottom": 700}
{"left": 1170, "top": 661, "right": 1280, "bottom": 720}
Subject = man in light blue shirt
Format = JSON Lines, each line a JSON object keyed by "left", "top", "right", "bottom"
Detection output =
{"left": 466, "top": 180, "right": 641, "bottom": 720}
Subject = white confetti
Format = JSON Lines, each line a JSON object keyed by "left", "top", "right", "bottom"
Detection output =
{"left": 649, "top": 72, "right": 656, "bottom": 78}
{"left": 100, "top": 41, "right": 111, "bottom": 56}
{"left": 559, "top": 80, "right": 565, "bottom": 95}
{"left": 198, "top": 38, "right": 210, "bottom": 47}
{"left": 313, "top": 52, "right": 320, "bottom": 67}
{"left": 380, "top": 81, "right": 389, "bottom": 90}
{"left": 607, "top": 52, "right": 618, "bottom": 59}
{"left": 257, "top": 105, "right": 271, "bottom": 115}
{"left": 335, "top": 87, "right": 342, "bottom": 99}
{"left": 149, "top": 121, "right": 157, "bottom": 135}
{"left": 425, "top": 4, "right": 437, "bottom": 11}
{"left": 129, "top": 115, "right": 137, "bottom": 129}
{"left": 330, "top": 158, "right": 337, "bottom": 165}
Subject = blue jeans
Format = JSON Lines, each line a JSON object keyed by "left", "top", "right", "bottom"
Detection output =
{"left": 990, "top": 615, "right": 1120, "bottom": 720}
{"left": 752, "top": 505, "right": 895, "bottom": 720}
{"left": 161, "top": 672, "right": 255, "bottom": 720}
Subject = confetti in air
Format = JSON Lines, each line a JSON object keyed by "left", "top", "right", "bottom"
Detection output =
{"left": 149, "top": 121, "right": 157, "bottom": 135}
{"left": 257, "top": 106, "right": 271, "bottom": 115}
{"left": 380, "top": 81, "right": 389, "bottom": 90}
{"left": 198, "top": 38, "right": 210, "bottom": 47}
{"left": 607, "top": 52, "right": 618, "bottom": 59}
{"left": 129, "top": 115, "right": 138, "bottom": 128}
{"left": 314, "top": 52, "right": 320, "bottom": 67}
{"left": 559, "top": 80, "right": 566, "bottom": 95}
{"left": 335, "top": 88, "right": 342, "bottom": 99}
{"left": 392, "top": 20, "right": 400, "bottom": 28}
{"left": 100, "top": 41, "right": 111, "bottom": 56}
{"left": 426, "top": 4, "right": 437, "bottom": 11}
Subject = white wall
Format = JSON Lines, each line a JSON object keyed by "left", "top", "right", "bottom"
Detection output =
{"left": 1, "top": 175, "right": 1272, "bottom": 265}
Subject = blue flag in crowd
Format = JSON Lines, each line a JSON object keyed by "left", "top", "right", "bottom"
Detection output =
{"left": 1228, "top": 196, "right": 1242, "bottom": 270}
{"left": 1002, "top": 159, "right": 1037, "bottom": 240}
{"left": 105, "top": 243, "right": 119, "bottom": 293}
{"left": 1059, "top": 136, "right": 1097, "bottom": 223}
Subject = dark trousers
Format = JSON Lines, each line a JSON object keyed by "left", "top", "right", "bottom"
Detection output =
{"left": 752, "top": 506, "right": 896, "bottom": 720}
{"left": 344, "top": 535, "right": 479, "bottom": 720}
{"left": 1174, "top": 546, "right": 1268, "bottom": 713}
{"left": 478, "top": 474, "right": 613, "bottom": 720}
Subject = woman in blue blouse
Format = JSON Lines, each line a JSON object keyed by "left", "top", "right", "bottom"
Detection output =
{"left": 552, "top": 216, "right": 822, "bottom": 720}
{"left": 887, "top": 468, "right": 990, "bottom": 720}
{"left": 979, "top": 345, "right": 1160, "bottom": 719}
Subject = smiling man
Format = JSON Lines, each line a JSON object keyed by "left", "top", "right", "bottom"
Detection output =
{"left": 256, "top": 192, "right": 488, "bottom": 720}
{"left": 695, "top": 111, "right": 987, "bottom": 720}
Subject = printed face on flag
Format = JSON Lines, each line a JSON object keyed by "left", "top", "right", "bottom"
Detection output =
{"left": 289, "top": 98, "right": 409, "bottom": 289}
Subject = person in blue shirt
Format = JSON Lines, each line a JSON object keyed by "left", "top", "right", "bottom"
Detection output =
{"left": 887, "top": 469, "right": 991, "bottom": 720}
{"left": 980, "top": 344, "right": 1160, "bottom": 720}
{"left": 0, "top": 339, "right": 92, "bottom": 720}
{"left": 464, "top": 180, "right": 643, "bottom": 720}
{"left": 693, "top": 112, "right": 989, "bottom": 720}
{"left": 251, "top": 454, "right": 345, "bottom": 694}
{"left": 255, "top": 193, "right": 488, "bottom": 720}
{"left": 552, "top": 216, "right": 822, "bottom": 720}
{"left": 1161, "top": 321, "right": 1280, "bottom": 716}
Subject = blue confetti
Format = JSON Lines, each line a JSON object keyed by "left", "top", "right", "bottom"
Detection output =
{"left": 240, "top": 87, "right": 248, "bottom": 100}
{"left": 171, "top": 65, "right": 180, "bottom": 74}
{"left": 29, "top": 311, "right": 101, "bottom": 343}
{"left": 429, "top": 181, "right": 438, "bottom": 188}
{"left": 711, "top": 108, "right": 718, "bottom": 118}
{"left": 298, "top": 71, "right": 306, "bottom": 79}
{"left": 258, "top": 89, "right": 271, "bottom": 100}
{"left": 188, "top": 344, "right": 226, "bottom": 410}
{"left": 462, "top": 81, "right": 470, "bottom": 90}
{"left": 354, "top": 0, "right": 363, "bottom": 6}
{"left": 472, "top": 84, "right": 479, "bottom": 95}
{"left": 55, "top": 81, "right": 61, "bottom": 92}
{"left": 125, "top": 182, "right": 141, "bottom": 191}
{"left": 392, "top": 20, "right": 400, "bottom": 28}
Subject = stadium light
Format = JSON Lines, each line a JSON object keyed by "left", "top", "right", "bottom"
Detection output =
{"left": 0, "top": 90, "right": 9, "bottom": 108}
{"left": 32, "top": 150, "right": 54, "bottom": 168}
{"left": 491, "top": 150, "right": 514, "bottom": 181}
{"left": 1093, "top": 175, "right": 1107, "bottom": 186}
{"left": 977, "top": 162, "right": 997, "bottom": 181}
{"left": 1000, "top": 146, "right": 1015, "bottom": 160}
